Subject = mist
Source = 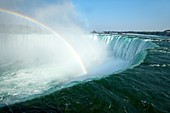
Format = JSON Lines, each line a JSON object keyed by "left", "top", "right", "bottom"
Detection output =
{"left": 0, "top": 0, "right": 112, "bottom": 104}
{"left": 0, "top": 0, "right": 109, "bottom": 71}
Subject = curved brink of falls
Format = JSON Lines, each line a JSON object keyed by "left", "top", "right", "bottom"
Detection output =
{"left": 70, "top": 34, "right": 158, "bottom": 81}
{"left": 0, "top": 33, "right": 158, "bottom": 105}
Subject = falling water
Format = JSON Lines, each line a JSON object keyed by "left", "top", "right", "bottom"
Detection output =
{"left": 0, "top": 8, "right": 157, "bottom": 105}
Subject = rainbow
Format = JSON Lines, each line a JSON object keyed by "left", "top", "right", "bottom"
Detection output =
{"left": 0, "top": 8, "right": 87, "bottom": 74}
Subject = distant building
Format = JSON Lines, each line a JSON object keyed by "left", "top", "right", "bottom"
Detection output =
{"left": 91, "top": 30, "right": 97, "bottom": 34}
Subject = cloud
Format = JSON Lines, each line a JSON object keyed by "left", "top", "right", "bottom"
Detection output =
{"left": 31, "top": 0, "right": 88, "bottom": 35}
{"left": 0, "top": 0, "right": 88, "bottom": 35}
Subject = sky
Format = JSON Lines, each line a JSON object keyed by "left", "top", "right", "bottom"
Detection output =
{"left": 0, "top": 0, "right": 170, "bottom": 31}
{"left": 72, "top": 0, "right": 170, "bottom": 31}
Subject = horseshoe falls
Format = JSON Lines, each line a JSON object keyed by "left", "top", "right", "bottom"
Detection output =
{"left": 1, "top": 26, "right": 170, "bottom": 113}
{"left": 0, "top": 5, "right": 170, "bottom": 113}
{"left": 0, "top": 30, "right": 157, "bottom": 103}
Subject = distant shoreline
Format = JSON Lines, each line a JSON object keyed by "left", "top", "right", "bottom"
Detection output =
{"left": 91, "top": 30, "right": 170, "bottom": 36}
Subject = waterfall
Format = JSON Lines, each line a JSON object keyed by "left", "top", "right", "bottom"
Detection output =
{"left": 90, "top": 34, "right": 158, "bottom": 69}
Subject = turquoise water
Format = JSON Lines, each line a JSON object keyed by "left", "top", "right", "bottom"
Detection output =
{"left": 0, "top": 34, "right": 170, "bottom": 113}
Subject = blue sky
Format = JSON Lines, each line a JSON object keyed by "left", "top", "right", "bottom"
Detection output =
{"left": 72, "top": 0, "right": 170, "bottom": 31}
{"left": 0, "top": 0, "right": 169, "bottom": 31}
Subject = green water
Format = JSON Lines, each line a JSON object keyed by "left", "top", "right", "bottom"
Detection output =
{"left": 0, "top": 34, "right": 170, "bottom": 113}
